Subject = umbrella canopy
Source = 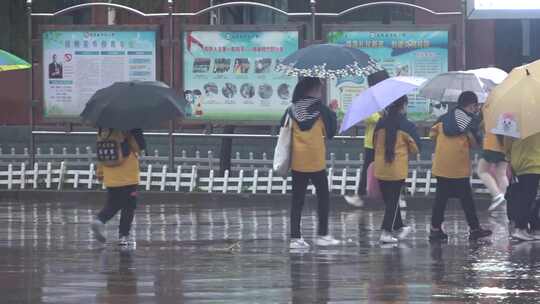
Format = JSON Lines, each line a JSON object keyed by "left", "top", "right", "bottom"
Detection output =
{"left": 484, "top": 62, "right": 540, "bottom": 139}
{"left": 81, "top": 81, "right": 187, "bottom": 130}
{"left": 418, "top": 67, "right": 508, "bottom": 103}
{"left": 0, "top": 49, "right": 31, "bottom": 72}
{"left": 276, "top": 43, "right": 379, "bottom": 79}
{"left": 340, "top": 76, "right": 427, "bottom": 134}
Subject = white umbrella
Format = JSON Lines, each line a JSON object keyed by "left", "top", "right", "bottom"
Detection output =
{"left": 340, "top": 76, "right": 427, "bottom": 134}
{"left": 419, "top": 67, "right": 508, "bottom": 103}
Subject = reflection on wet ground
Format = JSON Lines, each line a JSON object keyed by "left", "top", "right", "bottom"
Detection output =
{"left": 0, "top": 201, "right": 539, "bottom": 303}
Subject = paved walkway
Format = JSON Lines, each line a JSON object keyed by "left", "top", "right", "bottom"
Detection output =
{"left": 0, "top": 200, "right": 537, "bottom": 303}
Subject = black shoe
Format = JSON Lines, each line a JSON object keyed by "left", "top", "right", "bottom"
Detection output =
{"left": 469, "top": 228, "right": 492, "bottom": 240}
{"left": 429, "top": 229, "right": 449, "bottom": 242}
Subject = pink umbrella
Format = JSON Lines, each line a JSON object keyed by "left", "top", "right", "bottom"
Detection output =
{"left": 340, "top": 76, "right": 426, "bottom": 134}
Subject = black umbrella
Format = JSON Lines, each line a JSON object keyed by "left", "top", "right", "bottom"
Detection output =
{"left": 276, "top": 43, "right": 380, "bottom": 79}
{"left": 81, "top": 81, "right": 186, "bottom": 130}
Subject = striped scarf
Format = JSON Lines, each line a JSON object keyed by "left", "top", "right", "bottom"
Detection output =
{"left": 292, "top": 97, "right": 321, "bottom": 123}
{"left": 454, "top": 108, "right": 473, "bottom": 132}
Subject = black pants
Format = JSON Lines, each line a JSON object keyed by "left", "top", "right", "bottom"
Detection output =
{"left": 291, "top": 170, "right": 329, "bottom": 239}
{"left": 379, "top": 180, "right": 405, "bottom": 232}
{"left": 358, "top": 148, "right": 375, "bottom": 196}
{"left": 512, "top": 174, "right": 540, "bottom": 230}
{"left": 431, "top": 177, "right": 480, "bottom": 230}
{"left": 530, "top": 201, "right": 540, "bottom": 231}
{"left": 506, "top": 182, "right": 517, "bottom": 222}
{"left": 97, "top": 185, "right": 138, "bottom": 237}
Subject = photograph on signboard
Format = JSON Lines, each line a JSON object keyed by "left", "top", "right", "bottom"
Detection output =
{"left": 277, "top": 83, "right": 291, "bottom": 100}
{"left": 183, "top": 30, "right": 299, "bottom": 122}
{"left": 222, "top": 82, "right": 237, "bottom": 100}
{"left": 255, "top": 58, "right": 273, "bottom": 74}
{"left": 326, "top": 29, "right": 449, "bottom": 122}
{"left": 48, "top": 54, "right": 63, "bottom": 79}
{"left": 193, "top": 58, "right": 211, "bottom": 73}
{"left": 42, "top": 29, "right": 157, "bottom": 120}
{"left": 233, "top": 58, "right": 250, "bottom": 74}
{"left": 240, "top": 83, "right": 255, "bottom": 99}
{"left": 213, "top": 58, "right": 231, "bottom": 73}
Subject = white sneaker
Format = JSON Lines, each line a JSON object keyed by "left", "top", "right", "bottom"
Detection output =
{"left": 315, "top": 235, "right": 341, "bottom": 246}
{"left": 395, "top": 226, "right": 412, "bottom": 240}
{"left": 344, "top": 195, "right": 364, "bottom": 207}
{"left": 399, "top": 198, "right": 407, "bottom": 208}
{"left": 512, "top": 229, "right": 535, "bottom": 241}
{"left": 290, "top": 238, "right": 310, "bottom": 250}
{"left": 380, "top": 231, "right": 398, "bottom": 244}
{"left": 91, "top": 219, "right": 106, "bottom": 243}
{"left": 529, "top": 230, "right": 540, "bottom": 240}
{"left": 118, "top": 236, "right": 136, "bottom": 247}
{"left": 488, "top": 194, "right": 506, "bottom": 212}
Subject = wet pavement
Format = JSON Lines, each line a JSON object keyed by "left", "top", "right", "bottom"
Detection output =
{"left": 0, "top": 199, "right": 539, "bottom": 303}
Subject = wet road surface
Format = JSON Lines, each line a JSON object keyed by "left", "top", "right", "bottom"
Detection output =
{"left": 0, "top": 200, "right": 538, "bottom": 303}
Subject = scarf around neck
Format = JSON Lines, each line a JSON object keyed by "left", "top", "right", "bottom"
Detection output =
{"left": 291, "top": 97, "right": 321, "bottom": 131}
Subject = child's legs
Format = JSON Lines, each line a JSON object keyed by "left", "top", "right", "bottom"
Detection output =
{"left": 118, "top": 185, "right": 138, "bottom": 237}
{"left": 97, "top": 188, "right": 123, "bottom": 224}
{"left": 494, "top": 162, "right": 509, "bottom": 195}
{"left": 477, "top": 159, "right": 502, "bottom": 199}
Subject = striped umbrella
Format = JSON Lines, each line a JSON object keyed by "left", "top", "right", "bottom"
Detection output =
{"left": 0, "top": 49, "right": 31, "bottom": 72}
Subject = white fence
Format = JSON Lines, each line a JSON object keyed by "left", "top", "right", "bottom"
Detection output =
{"left": 0, "top": 161, "right": 490, "bottom": 197}
{"left": 0, "top": 146, "right": 441, "bottom": 172}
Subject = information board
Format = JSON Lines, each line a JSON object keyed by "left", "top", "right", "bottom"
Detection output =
{"left": 182, "top": 30, "right": 299, "bottom": 122}
{"left": 42, "top": 29, "right": 157, "bottom": 119}
{"left": 326, "top": 29, "right": 449, "bottom": 122}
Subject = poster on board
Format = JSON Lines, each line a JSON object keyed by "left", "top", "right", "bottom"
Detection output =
{"left": 42, "top": 29, "right": 157, "bottom": 119}
{"left": 327, "top": 30, "right": 449, "bottom": 122}
{"left": 182, "top": 30, "right": 299, "bottom": 122}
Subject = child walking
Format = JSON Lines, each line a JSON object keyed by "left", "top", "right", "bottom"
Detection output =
{"left": 373, "top": 96, "right": 420, "bottom": 243}
{"left": 429, "top": 92, "right": 492, "bottom": 241}
{"left": 91, "top": 128, "right": 145, "bottom": 246}
{"left": 285, "top": 77, "right": 339, "bottom": 250}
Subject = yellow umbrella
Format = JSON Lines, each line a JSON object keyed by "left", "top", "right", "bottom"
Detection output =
{"left": 484, "top": 60, "right": 540, "bottom": 139}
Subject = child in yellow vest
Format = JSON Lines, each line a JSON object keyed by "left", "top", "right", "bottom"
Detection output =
{"left": 429, "top": 92, "right": 492, "bottom": 241}
{"left": 285, "top": 77, "right": 339, "bottom": 250}
{"left": 373, "top": 96, "right": 420, "bottom": 243}
{"left": 91, "top": 128, "right": 145, "bottom": 247}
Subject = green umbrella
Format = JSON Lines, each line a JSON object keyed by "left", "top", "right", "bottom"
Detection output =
{"left": 0, "top": 49, "right": 31, "bottom": 72}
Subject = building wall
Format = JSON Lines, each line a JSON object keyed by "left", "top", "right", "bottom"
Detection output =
{"left": 0, "top": 0, "right": 496, "bottom": 126}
